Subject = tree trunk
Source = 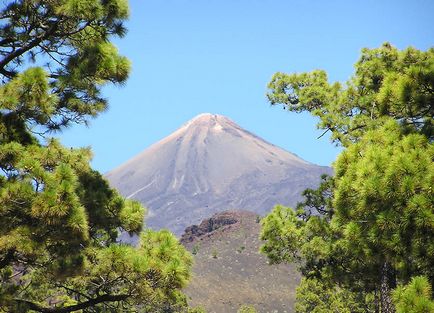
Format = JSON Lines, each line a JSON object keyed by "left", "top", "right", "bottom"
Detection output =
{"left": 380, "top": 261, "right": 396, "bottom": 313}
{"left": 374, "top": 289, "right": 380, "bottom": 313}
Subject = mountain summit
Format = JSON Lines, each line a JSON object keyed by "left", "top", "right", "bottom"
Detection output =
{"left": 106, "top": 113, "right": 331, "bottom": 235}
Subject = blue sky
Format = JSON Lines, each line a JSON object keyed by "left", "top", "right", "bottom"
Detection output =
{"left": 57, "top": 0, "right": 434, "bottom": 173}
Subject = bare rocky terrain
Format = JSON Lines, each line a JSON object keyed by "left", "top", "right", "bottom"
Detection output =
{"left": 106, "top": 113, "right": 331, "bottom": 236}
{"left": 181, "top": 210, "right": 300, "bottom": 313}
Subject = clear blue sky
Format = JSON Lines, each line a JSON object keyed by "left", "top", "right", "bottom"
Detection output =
{"left": 57, "top": 0, "right": 434, "bottom": 173}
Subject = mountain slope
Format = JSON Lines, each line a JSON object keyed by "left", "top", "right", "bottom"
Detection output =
{"left": 106, "top": 113, "right": 331, "bottom": 235}
{"left": 181, "top": 210, "right": 300, "bottom": 313}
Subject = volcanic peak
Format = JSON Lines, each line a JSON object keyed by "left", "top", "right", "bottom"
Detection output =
{"left": 106, "top": 113, "right": 332, "bottom": 235}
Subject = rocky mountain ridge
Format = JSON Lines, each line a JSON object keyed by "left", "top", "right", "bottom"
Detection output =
{"left": 181, "top": 210, "right": 248, "bottom": 244}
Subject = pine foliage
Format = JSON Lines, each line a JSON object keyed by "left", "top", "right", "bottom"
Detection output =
{"left": 0, "top": 1, "right": 193, "bottom": 312}
{"left": 393, "top": 276, "right": 434, "bottom": 313}
{"left": 261, "top": 44, "right": 434, "bottom": 312}
{"left": 267, "top": 43, "right": 434, "bottom": 145}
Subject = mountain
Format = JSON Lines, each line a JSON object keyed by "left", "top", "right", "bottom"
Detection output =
{"left": 106, "top": 113, "right": 331, "bottom": 235}
{"left": 181, "top": 210, "right": 300, "bottom": 313}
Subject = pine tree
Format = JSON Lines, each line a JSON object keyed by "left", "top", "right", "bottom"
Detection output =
{"left": 261, "top": 44, "right": 434, "bottom": 313}
{"left": 0, "top": 1, "right": 193, "bottom": 312}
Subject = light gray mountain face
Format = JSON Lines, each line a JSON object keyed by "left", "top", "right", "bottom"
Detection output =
{"left": 106, "top": 113, "right": 332, "bottom": 236}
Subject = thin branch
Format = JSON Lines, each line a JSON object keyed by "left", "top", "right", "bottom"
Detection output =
{"left": 0, "top": 20, "right": 60, "bottom": 73}
{"left": 54, "top": 284, "right": 91, "bottom": 300}
{"left": 316, "top": 128, "right": 330, "bottom": 139}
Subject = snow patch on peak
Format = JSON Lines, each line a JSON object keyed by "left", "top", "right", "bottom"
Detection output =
{"left": 195, "top": 113, "right": 215, "bottom": 119}
{"left": 182, "top": 113, "right": 227, "bottom": 128}
{"left": 213, "top": 123, "right": 223, "bottom": 132}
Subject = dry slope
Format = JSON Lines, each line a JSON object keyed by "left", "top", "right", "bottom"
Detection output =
{"left": 181, "top": 210, "right": 300, "bottom": 313}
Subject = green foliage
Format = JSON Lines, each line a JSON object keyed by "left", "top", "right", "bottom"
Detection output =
{"left": 260, "top": 205, "right": 305, "bottom": 265}
{"left": 0, "top": 0, "right": 131, "bottom": 131}
{"left": 262, "top": 44, "right": 434, "bottom": 312}
{"left": 261, "top": 122, "right": 434, "bottom": 309}
{"left": 236, "top": 245, "right": 245, "bottom": 253}
{"left": 393, "top": 276, "right": 434, "bottom": 313}
{"left": 139, "top": 229, "right": 193, "bottom": 290}
{"left": 211, "top": 248, "right": 218, "bottom": 259}
{"left": 192, "top": 244, "right": 200, "bottom": 255}
{"left": 1, "top": 235, "right": 192, "bottom": 312}
{"left": 333, "top": 121, "right": 434, "bottom": 283}
{"left": 295, "top": 278, "right": 374, "bottom": 313}
{"left": 0, "top": 1, "right": 193, "bottom": 312}
{"left": 237, "top": 304, "right": 257, "bottom": 313}
{"left": 255, "top": 215, "right": 261, "bottom": 223}
{"left": 267, "top": 43, "right": 434, "bottom": 145}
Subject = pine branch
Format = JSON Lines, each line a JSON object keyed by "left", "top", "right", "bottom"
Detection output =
{"left": 0, "top": 20, "right": 61, "bottom": 75}
{"left": 14, "top": 294, "right": 131, "bottom": 313}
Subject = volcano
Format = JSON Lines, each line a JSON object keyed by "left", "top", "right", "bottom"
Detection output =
{"left": 106, "top": 113, "right": 331, "bottom": 235}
